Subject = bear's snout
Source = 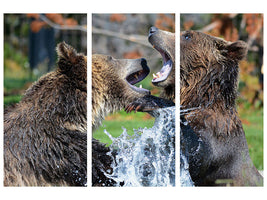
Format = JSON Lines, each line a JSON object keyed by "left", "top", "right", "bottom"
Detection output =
{"left": 149, "top": 26, "right": 158, "bottom": 37}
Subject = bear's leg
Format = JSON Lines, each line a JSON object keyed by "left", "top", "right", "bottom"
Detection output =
{"left": 125, "top": 95, "right": 175, "bottom": 113}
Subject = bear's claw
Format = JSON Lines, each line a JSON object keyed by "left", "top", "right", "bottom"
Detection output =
{"left": 125, "top": 95, "right": 175, "bottom": 113}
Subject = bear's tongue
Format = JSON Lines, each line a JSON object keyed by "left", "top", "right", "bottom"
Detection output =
{"left": 126, "top": 69, "right": 150, "bottom": 95}
{"left": 152, "top": 59, "right": 172, "bottom": 83}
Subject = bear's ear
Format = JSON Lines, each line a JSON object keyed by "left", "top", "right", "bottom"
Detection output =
{"left": 56, "top": 41, "right": 82, "bottom": 74}
{"left": 226, "top": 40, "right": 248, "bottom": 61}
{"left": 56, "top": 41, "right": 78, "bottom": 63}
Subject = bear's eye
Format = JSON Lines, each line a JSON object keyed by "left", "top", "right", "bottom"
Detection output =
{"left": 107, "top": 56, "right": 113, "bottom": 61}
{"left": 183, "top": 32, "right": 191, "bottom": 41}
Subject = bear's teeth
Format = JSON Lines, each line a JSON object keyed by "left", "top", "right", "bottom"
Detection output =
{"left": 139, "top": 84, "right": 142, "bottom": 88}
{"left": 134, "top": 74, "right": 138, "bottom": 79}
{"left": 153, "top": 72, "right": 161, "bottom": 80}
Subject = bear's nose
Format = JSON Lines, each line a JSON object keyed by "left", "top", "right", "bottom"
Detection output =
{"left": 140, "top": 58, "right": 147, "bottom": 66}
{"left": 149, "top": 26, "right": 158, "bottom": 37}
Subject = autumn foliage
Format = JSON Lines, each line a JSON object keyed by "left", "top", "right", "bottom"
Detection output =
{"left": 109, "top": 14, "right": 127, "bottom": 23}
{"left": 27, "top": 14, "right": 78, "bottom": 33}
{"left": 155, "top": 14, "right": 175, "bottom": 32}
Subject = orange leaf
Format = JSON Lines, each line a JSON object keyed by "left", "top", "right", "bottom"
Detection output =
{"left": 46, "top": 13, "right": 64, "bottom": 25}
{"left": 123, "top": 50, "right": 142, "bottom": 59}
{"left": 155, "top": 14, "right": 175, "bottom": 32}
{"left": 26, "top": 13, "right": 40, "bottom": 19}
{"left": 110, "top": 14, "right": 126, "bottom": 23}
{"left": 30, "top": 21, "right": 46, "bottom": 33}
{"left": 183, "top": 20, "right": 194, "bottom": 30}
{"left": 64, "top": 18, "right": 78, "bottom": 26}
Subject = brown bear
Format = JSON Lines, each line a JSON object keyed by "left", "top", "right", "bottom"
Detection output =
{"left": 125, "top": 27, "right": 175, "bottom": 112}
{"left": 180, "top": 30, "right": 263, "bottom": 186}
{"left": 149, "top": 26, "right": 175, "bottom": 101}
{"left": 4, "top": 42, "right": 87, "bottom": 186}
{"left": 91, "top": 54, "right": 150, "bottom": 186}
{"left": 92, "top": 54, "right": 150, "bottom": 130}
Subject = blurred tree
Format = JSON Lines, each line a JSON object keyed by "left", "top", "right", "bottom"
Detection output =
{"left": 4, "top": 13, "right": 87, "bottom": 106}
{"left": 155, "top": 14, "right": 175, "bottom": 32}
{"left": 27, "top": 14, "right": 85, "bottom": 73}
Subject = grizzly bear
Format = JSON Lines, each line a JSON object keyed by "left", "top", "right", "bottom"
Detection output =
{"left": 125, "top": 27, "right": 175, "bottom": 112}
{"left": 92, "top": 54, "right": 150, "bottom": 130}
{"left": 91, "top": 54, "right": 150, "bottom": 186}
{"left": 4, "top": 42, "right": 87, "bottom": 186}
{"left": 180, "top": 30, "right": 263, "bottom": 186}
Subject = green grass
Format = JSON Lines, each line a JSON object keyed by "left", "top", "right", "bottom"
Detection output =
{"left": 4, "top": 95, "right": 22, "bottom": 106}
{"left": 238, "top": 108, "right": 263, "bottom": 170}
{"left": 4, "top": 78, "right": 35, "bottom": 107}
{"left": 93, "top": 111, "right": 155, "bottom": 146}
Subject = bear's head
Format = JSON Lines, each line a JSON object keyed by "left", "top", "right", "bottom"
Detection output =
{"left": 180, "top": 30, "right": 248, "bottom": 108}
{"left": 148, "top": 27, "right": 175, "bottom": 89}
{"left": 21, "top": 42, "right": 87, "bottom": 105}
{"left": 92, "top": 54, "right": 150, "bottom": 100}
{"left": 92, "top": 54, "right": 150, "bottom": 129}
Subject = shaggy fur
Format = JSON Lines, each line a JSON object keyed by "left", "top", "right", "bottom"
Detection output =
{"left": 92, "top": 139, "right": 117, "bottom": 186}
{"left": 4, "top": 42, "right": 87, "bottom": 186}
{"left": 180, "top": 30, "right": 263, "bottom": 186}
{"left": 92, "top": 54, "right": 150, "bottom": 130}
{"left": 91, "top": 54, "right": 150, "bottom": 186}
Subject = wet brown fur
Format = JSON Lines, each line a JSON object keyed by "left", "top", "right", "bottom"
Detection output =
{"left": 4, "top": 42, "right": 87, "bottom": 186}
{"left": 180, "top": 31, "right": 263, "bottom": 186}
{"left": 92, "top": 54, "right": 149, "bottom": 186}
{"left": 92, "top": 54, "right": 148, "bottom": 130}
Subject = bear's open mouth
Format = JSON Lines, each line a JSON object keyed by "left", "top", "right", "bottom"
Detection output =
{"left": 126, "top": 69, "right": 150, "bottom": 94}
{"left": 152, "top": 47, "right": 173, "bottom": 83}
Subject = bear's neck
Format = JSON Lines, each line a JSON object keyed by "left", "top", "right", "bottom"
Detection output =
{"left": 161, "top": 85, "right": 175, "bottom": 102}
{"left": 92, "top": 70, "right": 132, "bottom": 130}
{"left": 180, "top": 64, "right": 239, "bottom": 110}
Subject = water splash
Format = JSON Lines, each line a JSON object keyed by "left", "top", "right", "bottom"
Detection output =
{"left": 180, "top": 105, "right": 201, "bottom": 187}
{"left": 180, "top": 153, "right": 194, "bottom": 186}
{"left": 104, "top": 107, "right": 175, "bottom": 187}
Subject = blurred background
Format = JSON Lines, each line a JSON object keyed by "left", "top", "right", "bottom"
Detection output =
{"left": 181, "top": 13, "right": 263, "bottom": 171}
{"left": 4, "top": 13, "right": 87, "bottom": 106}
{"left": 92, "top": 14, "right": 175, "bottom": 144}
